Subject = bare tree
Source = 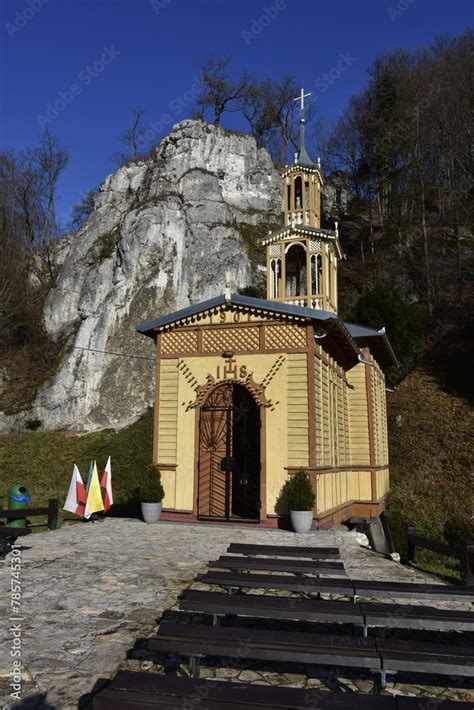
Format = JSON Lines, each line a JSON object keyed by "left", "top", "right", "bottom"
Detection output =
{"left": 197, "top": 56, "right": 254, "bottom": 125}
{"left": 113, "top": 108, "right": 146, "bottom": 165}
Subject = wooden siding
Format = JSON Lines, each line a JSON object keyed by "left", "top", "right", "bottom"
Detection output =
{"left": 157, "top": 358, "right": 179, "bottom": 464}
{"left": 347, "top": 363, "right": 370, "bottom": 465}
{"left": 287, "top": 353, "right": 309, "bottom": 467}
{"left": 316, "top": 470, "right": 372, "bottom": 515}
{"left": 376, "top": 467, "right": 390, "bottom": 499}
{"left": 371, "top": 361, "right": 389, "bottom": 467}
{"left": 314, "top": 355, "right": 350, "bottom": 468}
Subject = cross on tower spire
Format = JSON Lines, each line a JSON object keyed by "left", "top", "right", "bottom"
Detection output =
{"left": 293, "top": 87, "right": 313, "bottom": 167}
{"left": 294, "top": 88, "right": 311, "bottom": 114}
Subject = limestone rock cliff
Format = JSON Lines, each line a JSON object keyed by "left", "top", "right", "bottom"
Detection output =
{"left": 30, "top": 120, "right": 281, "bottom": 431}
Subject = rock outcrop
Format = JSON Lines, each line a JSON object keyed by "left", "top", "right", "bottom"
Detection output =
{"left": 32, "top": 120, "right": 282, "bottom": 431}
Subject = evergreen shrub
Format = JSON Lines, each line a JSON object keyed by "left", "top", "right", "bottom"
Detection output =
{"left": 138, "top": 464, "right": 165, "bottom": 503}
{"left": 286, "top": 469, "right": 316, "bottom": 511}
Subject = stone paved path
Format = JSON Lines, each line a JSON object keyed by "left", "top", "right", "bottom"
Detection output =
{"left": 0, "top": 519, "right": 472, "bottom": 709}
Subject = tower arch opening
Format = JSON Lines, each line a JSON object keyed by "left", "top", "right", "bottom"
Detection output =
{"left": 285, "top": 242, "right": 307, "bottom": 297}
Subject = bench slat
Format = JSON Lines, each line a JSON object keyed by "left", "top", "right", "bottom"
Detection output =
{"left": 376, "top": 638, "right": 474, "bottom": 676}
{"left": 149, "top": 622, "right": 380, "bottom": 669}
{"left": 181, "top": 590, "right": 364, "bottom": 624}
{"left": 361, "top": 602, "right": 474, "bottom": 632}
{"left": 396, "top": 699, "right": 472, "bottom": 709}
{"left": 209, "top": 556, "right": 345, "bottom": 575}
{"left": 353, "top": 580, "right": 474, "bottom": 602}
{"left": 227, "top": 543, "right": 340, "bottom": 559}
{"left": 198, "top": 571, "right": 355, "bottom": 594}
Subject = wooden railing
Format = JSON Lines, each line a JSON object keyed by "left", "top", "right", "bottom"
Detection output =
{"left": 0, "top": 498, "right": 59, "bottom": 530}
{"left": 406, "top": 522, "right": 474, "bottom": 586}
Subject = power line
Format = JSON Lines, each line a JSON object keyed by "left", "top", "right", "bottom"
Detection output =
{"left": 73, "top": 346, "right": 155, "bottom": 361}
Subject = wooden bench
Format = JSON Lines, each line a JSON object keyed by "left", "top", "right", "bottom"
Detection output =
{"left": 148, "top": 621, "right": 474, "bottom": 690}
{"left": 180, "top": 589, "right": 474, "bottom": 634}
{"left": 227, "top": 542, "right": 340, "bottom": 559}
{"left": 148, "top": 621, "right": 381, "bottom": 678}
{"left": 181, "top": 589, "right": 365, "bottom": 627}
{"left": 361, "top": 601, "right": 474, "bottom": 632}
{"left": 209, "top": 555, "right": 346, "bottom": 576}
{"left": 198, "top": 570, "right": 474, "bottom": 603}
{"left": 352, "top": 579, "right": 474, "bottom": 602}
{"left": 377, "top": 637, "right": 474, "bottom": 681}
{"left": 198, "top": 570, "right": 354, "bottom": 595}
{"left": 92, "top": 670, "right": 473, "bottom": 709}
{"left": 0, "top": 526, "right": 32, "bottom": 559}
{"left": 148, "top": 621, "right": 474, "bottom": 689}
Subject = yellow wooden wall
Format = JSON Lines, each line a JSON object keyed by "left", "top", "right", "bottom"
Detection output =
{"left": 314, "top": 356, "right": 350, "bottom": 467}
{"left": 316, "top": 470, "right": 372, "bottom": 514}
{"left": 287, "top": 353, "right": 309, "bottom": 468}
{"left": 156, "top": 358, "right": 179, "bottom": 508}
{"left": 371, "top": 361, "right": 389, "bottom": 467}
{"left": 346, "top": 363, "right": 371, "bottom": 465}
{"left": 157, "top": 359, "right": 179, "bottom": 464}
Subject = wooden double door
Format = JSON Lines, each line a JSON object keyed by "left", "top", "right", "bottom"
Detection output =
{"left": 197, "top": 383, "right": 261, "bottom": 521}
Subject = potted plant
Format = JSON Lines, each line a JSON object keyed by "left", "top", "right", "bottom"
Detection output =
{"left": 139, "top": 464, "right": 165, "bottom": 523}
{"left": 286, "top": 469, "right": 316, "bottom": 533}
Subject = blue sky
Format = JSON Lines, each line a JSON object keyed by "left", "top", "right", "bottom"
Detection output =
{"left": 1, "top": 0, "right": 471, "bottom": 223}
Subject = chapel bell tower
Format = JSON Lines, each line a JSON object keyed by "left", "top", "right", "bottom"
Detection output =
{"left": 260, "top": 89, "right": 342, "bottom": 313}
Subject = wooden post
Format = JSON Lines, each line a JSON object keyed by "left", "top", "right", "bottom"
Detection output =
{"left": 406, "top": 522, "right": 417, "bottom": 563}
{"left": 48, "top": 499, "right": 59, "bottom": 530}
{"left": 461, "top": 540, "right": 474, "bottom": 587}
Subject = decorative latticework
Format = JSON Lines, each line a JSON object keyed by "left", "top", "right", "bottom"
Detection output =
{"left": 265, "top": 324, "right": 307, "bottom": 350}
{"left": 309, "top": 239, "right": 321, "bottom": 251}
{"left": 269, "top": 243, "right": 282, "bottom": 255}
{"left": 203, "top": 327, "right": 259, "bottom": 353}
{"left": 161, "top": 330, "right": 198, "bottom": 354}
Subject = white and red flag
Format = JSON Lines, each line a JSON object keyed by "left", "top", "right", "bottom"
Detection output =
{"left": 63, "top": 464, "right": 87, "bottom": 517}
{"left": 100, "top": 456, "right": 113, "bottom": 512}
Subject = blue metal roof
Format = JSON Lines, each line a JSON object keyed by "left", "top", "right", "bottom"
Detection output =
{"left": 344, "top": 321, "right": 398, "bottom": 369}
{"left": 136, "top": 294, "right": 396, "bottom": 370}
{"left": 344, "top": 322, "right": 382, "bottom": 338}
{"left": 137, "top": 294, "right": 340, "bottom": 334}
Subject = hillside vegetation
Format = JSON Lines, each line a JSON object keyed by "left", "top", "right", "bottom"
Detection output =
{"left": 0, "top": 411, "right": 153, "bottom": 523}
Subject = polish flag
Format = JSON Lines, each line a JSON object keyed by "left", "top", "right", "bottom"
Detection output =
{"left": 100, "top": 456, "right": 113, "bottom": 512}
{"left": 63, "top": 465, "right": 87, "bottom": 517}
{"left": 85, "top": 461, "right": 104, "bottom": 519}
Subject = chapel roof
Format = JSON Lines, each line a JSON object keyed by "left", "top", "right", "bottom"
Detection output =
{"left": 343, "top": 321, "right": 398, "bottom": 369}
{"left": 136, "top": 294, "right": 397, "bottom": 371}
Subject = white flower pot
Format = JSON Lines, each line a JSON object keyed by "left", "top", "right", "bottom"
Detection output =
{"left": 141, "top": 501, "right": 162, "bottom": 523}
{"left": 290, "top": 509, "right": 313, "bottom": 533}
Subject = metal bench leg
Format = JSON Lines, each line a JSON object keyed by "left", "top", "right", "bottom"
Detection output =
{"left": 188, "top": 655, "right": 201, "bottom": 678}
{"left": 374, "top": 670, "right": 393, "bottom": 693}
{"left": 226, "top": 586, "right": 239, "bottom": 595}
{"left": 358, "top": 624, "right": 368, "bottom": 638}
{"left": 374, "top": 671, "right": 385, "bottom": 693}
{"left": 212, "top": 613, "right": 223, "bottom": 627}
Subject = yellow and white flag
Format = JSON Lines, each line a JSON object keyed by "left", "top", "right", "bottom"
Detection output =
{"left": 84, "top": 460, "right": 104, "bottom": 519}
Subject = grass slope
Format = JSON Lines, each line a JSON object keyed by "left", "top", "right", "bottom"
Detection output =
{"left": 387, "top": 370, "right": 473, "bottom": 582}
{"left": 0, "top": 411, "right": 153, "bottom": 523}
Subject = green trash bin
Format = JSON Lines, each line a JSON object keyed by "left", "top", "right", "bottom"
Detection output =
{"left": 8, "top": 483, "right": 31, "bottom": 528}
